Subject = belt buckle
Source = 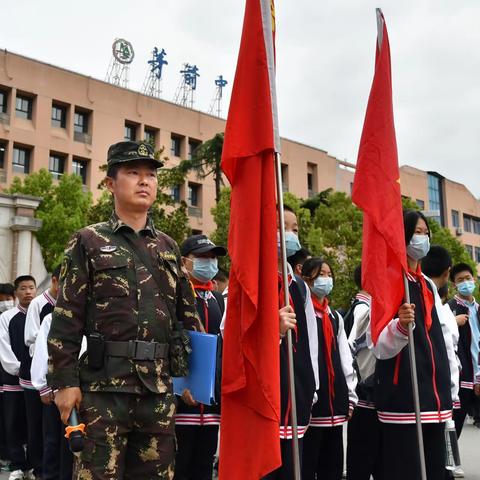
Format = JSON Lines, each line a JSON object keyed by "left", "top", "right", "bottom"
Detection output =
{"left": 129, "top": 340, "right": 156, "bottom": 361}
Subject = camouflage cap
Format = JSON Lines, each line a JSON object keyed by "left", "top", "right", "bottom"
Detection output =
{"left": 107, "top": 141, "right": 164, "bottom": 168}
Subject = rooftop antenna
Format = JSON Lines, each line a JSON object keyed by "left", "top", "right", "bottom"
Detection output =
{"left": 142, "top": 47, "right": 168, "bottom": 98}
{"left": 173, "top": 63, "right": 200, "bottom": 108}
{"left": 105, "top": 38, "right": 135, "bottom": 88}
{"left": 208, "top": 75, "right": 228, "bottom": 117}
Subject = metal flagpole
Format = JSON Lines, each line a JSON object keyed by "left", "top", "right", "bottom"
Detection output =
{"left": 275, "top": 151, "right": 301, "bottom": 480}
{"left": 403, "top": 273, "right": 427, "bottom": 480}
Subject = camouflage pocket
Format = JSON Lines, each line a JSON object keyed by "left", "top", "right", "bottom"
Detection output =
{"left": 91, "top": 252, "right": 130, "bottom": 299}
{"left": 169, "top": 328, "right": 191, "bottom": 377}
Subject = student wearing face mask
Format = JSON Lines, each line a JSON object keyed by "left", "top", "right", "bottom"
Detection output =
{"left": 448, "top": 263, "right": 480, "bottom": 438}
{"left": 262, "top": 205, "right": 318, "bottom": 480}
{"left": 175, "top": 234, "right": 227, "bottom": 480}
{"left": 373, "top": 210, "right": 459, "bottom": 480}
{"left": 300, "top": 257, "right": 357, "bottom": 480}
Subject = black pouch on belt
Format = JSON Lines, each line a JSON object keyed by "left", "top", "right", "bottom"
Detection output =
{"left": 87, "top": 332, "right": 105, "bottom": 370}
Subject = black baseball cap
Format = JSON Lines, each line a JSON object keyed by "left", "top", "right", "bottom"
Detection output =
{"left": 180, "top": 235, "right": 227, "bottom": 257}
{"left": 107, "top": 141, "right": 163, "bottom": 168}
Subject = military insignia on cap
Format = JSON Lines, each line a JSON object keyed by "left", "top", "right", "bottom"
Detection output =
{"left": 100, "top": 245, "right": 117, "bottom": 253}
{"left": 138, "top": 144, "right": 149, "bottom": 157}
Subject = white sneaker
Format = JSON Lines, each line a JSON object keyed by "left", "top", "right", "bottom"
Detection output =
{"left": 8, "top": 470, "right": 24, "bottom": 480}
{"left": 453, "top": 466, "right": 465, "bottom": 478}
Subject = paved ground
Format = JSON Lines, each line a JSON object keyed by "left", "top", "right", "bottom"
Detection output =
{"left": 0, "top": 422, "right": 478, "bottom": 479}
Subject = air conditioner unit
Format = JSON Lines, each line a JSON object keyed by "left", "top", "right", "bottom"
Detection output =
{"left": 456, "top": 227, "right": 463, "bottom": 236}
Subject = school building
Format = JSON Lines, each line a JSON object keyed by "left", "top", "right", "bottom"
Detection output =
{"left": 1, "top": 50, "right": 480, "bottom": 269}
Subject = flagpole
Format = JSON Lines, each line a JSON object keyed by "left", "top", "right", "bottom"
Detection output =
{"left": 275, "top": 151, "right": 301, "bottom": 480}
{"left": 403, "top": 272, "right": 427, "bottom": 480}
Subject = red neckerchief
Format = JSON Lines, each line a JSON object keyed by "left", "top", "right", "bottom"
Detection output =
{"left": 312, "top": 295, "right": 336, "bottom": 416}
{"left": 408, "top": 264, "right": 434, "bottom": 332}
{"left": 192, "top": 280, "right": 214, "bottom": 332}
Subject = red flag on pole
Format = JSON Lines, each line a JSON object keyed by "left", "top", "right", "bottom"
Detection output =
{"left": 219, "top": 0, "right": 281, "bottom": 478}
{"left": 351, "top": 10, "right": 407, "bottom": 344}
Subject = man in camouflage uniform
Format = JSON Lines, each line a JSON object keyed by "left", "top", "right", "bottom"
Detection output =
{"left": 47, "top": 140, "right": 199, "bottom": 480}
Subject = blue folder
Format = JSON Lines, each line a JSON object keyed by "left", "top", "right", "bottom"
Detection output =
{"left": 173, "top": 331, "right": 218, "bottom": 406}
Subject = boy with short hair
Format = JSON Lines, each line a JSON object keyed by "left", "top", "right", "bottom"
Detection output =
{"left": 0, "top": 275, "right": 37, "bottom": 480}
{"left": 448, "top": 263, "right": 480, "bottom": 439}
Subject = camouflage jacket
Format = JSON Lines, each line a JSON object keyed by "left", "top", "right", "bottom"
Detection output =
{"left": 47, "top": 213, "right": 199, "bottom": 394}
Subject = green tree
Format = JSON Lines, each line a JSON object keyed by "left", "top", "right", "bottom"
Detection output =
{"left": 178, "top": 133, "right": 224, "bottom": 204}
{"left": 7, "top": 169, "right": 92, "bottom": 271}
{"left": 210, "top": 187, "right": 231, "bottom": 271}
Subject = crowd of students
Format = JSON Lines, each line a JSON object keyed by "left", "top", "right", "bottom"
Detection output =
{"left": 0, "top": 206, "right": 478, "bottom": 480}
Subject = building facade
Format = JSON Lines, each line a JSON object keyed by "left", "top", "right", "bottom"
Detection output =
{"left": 1, "top": 50, "right": 480, "bottom": 269}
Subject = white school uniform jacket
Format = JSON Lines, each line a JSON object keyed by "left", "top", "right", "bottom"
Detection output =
{"left": 24, "top": 289, "right": 55, "bottom": 357}
{"left": 31, "top": 313, "right": 87, "bottom": 396}
{"left": 372, "top": 274, "right": 459, "bottom": 424}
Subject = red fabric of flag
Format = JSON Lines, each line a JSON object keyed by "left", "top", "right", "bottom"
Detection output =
{"left": 351, "top": 12, "right": 407, "bottom": 344}
{"left": 219, "top": 0, "right": 281, "bottom": 478}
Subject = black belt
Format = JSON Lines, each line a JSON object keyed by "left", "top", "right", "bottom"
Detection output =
{"left": 105, "top": 340, "right": 169, "bottom": 361}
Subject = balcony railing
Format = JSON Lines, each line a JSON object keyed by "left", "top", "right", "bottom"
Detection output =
{"left": 74, "top": 131, "right": 92, "bottom": 144}
{"left": 188, "top": 206, "right": 202, "bottom": 218}
{"left": 0, "top": 112, "right": 10, "bottom": 124}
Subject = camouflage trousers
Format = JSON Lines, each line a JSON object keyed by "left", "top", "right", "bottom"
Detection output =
{"left": 74, "top": 391, "right": 176, "bottom": 480}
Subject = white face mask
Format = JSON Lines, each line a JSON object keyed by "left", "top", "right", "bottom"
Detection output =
{"left": 0, "top": 300, "right": 15, "bottom": 313}
{"left": 407, "top": 234, "right": 430, "bottom": 261}
{"left": 311, "top": 276, "right": 333, "bottom": 298}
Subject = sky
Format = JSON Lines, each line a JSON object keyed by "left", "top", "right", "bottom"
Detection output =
{"left": 2, "top": 0, "right": 480, "bottom": 196}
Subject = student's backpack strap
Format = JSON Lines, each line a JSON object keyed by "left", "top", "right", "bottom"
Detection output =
{"left": 342, "top": 299, "right": 368, "bottom": 338}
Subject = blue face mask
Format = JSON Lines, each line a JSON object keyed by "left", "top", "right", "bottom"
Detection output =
{"left": 312, "top": 276, "right": 333, "bottom": 298}
{"left": 457, "top": 280, "right": 475, "bottom": 297}
{"left": 407, "top": 234, "right": 430, "bottom": 261}
{"left": 192, "top": 257, "right": 219, "bottom": 282}
{"left": 278, "top": 231, "right": 301, "bottom": 258}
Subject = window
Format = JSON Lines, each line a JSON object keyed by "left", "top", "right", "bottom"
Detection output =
{"left": 307, "top": 163, "right": 318, "bottom": 198}
{"left": 281, "top": 164, "right": 289, "bottom": 192}
{"left": 416, "top": 199, "right": 425, "bottom": 210}
{"left": 188, "top": 183, "right": 200, "bottom": 206}
{"left": 49, "top": 153, "right": 65, "bottom": 180}
{"left": 0, "top": 140, "right": 6, "bottom": 169}
{"left": 171, "top": 135, "right": 182, "bottom": 157}
{"left": 124, "top": 122, "right": 136, "bottom": 141}
{"left": 188, "top": 139, "right": 201, "bottom": 160}
{"left": 466, "top": 245, "right": 473, "bottom": 260}
{"left": 427, "top": 173, "right": 443, "bottom": 225}
{"left": 72, "top": 158, "right": 88, "bottom": 185}
{"left": 464, "top": 216, "right": 472, "bottom": 233}
{"left": 171, "top": 185, "right": 181, "bottom": 203}
{"left": 144, "top": 128, "right": 157, "bottom": 146}
{"left": 474, "top": 218, "right": 480, "bottom": 235}
{"left": 12, "top": 146, "right": 30, "bottom": 174}
{"left": 0, "top": 89, "right": 7, "bottom": 114}
{"left": 51, "top": 103, "right": 66, "bottom": 128}
{"left": 15, "top": 94, "right": 32, "bottom": 119}
{"left": 475, "top": 247, "right": 480, "bottom": 264}
{"left": 452, "top": 210, "right": 460, "bottom": 228}
{"left": 74, "top": 110, "right": 88, "bottom": 134}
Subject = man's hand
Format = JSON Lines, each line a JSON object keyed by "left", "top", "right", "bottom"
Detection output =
{"left": 54, "top": 387, "right": 82, "bottom": 425}
{"left": 398, "top": 303, "right": 415, "bottom": 329}
{"left": 40, "top": 391, "right": 54, "bottom": 406}
{"left": 279, "top": 305, "right": 296, "bottom": 337}
{"left": 474, "top": 384, "right": 480, "bottom": 397}
{"left": 456, "top": 314, "right": 469, "bottom": 327}
{"left": 181, "top": 389, "right": 198, "bottom": 406}
{"left": 348, "top": 406, "right": 354, "bottom": 420}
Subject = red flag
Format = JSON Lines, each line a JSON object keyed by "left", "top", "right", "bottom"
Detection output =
{"left": 219, "top": 0, "right": 281, "bottom": 478}
{"left": 352, "top": 10, "right": 407, "bottom": 344}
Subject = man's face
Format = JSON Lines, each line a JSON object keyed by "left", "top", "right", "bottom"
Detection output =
{"left": 283, "top": 210, "right": 298, "bottom": 234}
{"left": 106, "top": 161, "right": 158, "bottom": 212}
{"left": 15, "top": 281, "right": 36, "bottom": 308}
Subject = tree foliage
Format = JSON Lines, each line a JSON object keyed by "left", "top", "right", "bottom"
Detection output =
{"left": 7, "top": 169, "right": 92, "bottom": 271}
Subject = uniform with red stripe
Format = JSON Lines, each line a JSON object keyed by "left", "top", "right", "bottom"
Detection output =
{"left": 175, "top": 234, "right": 226, "bottom": 480}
